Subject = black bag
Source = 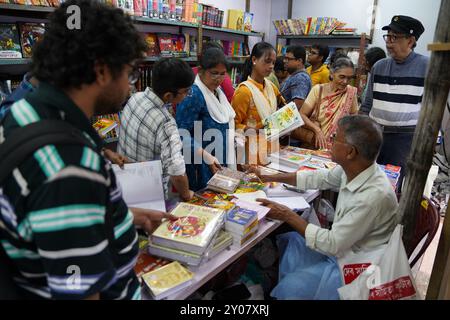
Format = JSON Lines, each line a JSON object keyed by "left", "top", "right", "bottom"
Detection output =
{"left": 0, "top": 120, "right": 98, "bottom": 299}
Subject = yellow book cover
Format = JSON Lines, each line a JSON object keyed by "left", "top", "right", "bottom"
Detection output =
{"left": 142, "top": 261, "right": 194, "bottom": 299}
{"left": 227, "top": 9, "right": 244, "bottom": 30}
{"left": 151, "top": 202, "right": 225, "bottom": 254}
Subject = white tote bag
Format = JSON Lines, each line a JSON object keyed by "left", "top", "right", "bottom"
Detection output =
{"left": 338, "top": 225, "right": 419, "bottom": 300}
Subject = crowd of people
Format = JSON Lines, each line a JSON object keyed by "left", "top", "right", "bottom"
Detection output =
{"left": 0, "top": 0, "right": 431, "bottom": 300}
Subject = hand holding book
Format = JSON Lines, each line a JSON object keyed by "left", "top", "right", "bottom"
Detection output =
{"left": 130, "top": 208, "right": 177, "bottom": 235}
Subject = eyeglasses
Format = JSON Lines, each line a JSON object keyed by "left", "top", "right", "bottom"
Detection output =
{"left": 207, "top": 70, "right": 227, "bottom": 80}
{"left": 127, "top": 64, "right": 140, "bottom": 85}
{"left": 382, "top": 34, "right": 411, "bottom": 43}
{"left": 283, "top": 56, "right": 298, "bottom": 62}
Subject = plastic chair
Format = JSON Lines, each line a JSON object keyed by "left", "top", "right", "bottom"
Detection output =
{"left": 405, "top": 197, "right": 440, "bottom": 268}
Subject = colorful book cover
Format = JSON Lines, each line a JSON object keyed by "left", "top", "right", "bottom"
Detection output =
{"left": 234, "top": 181, "right": 267, "bottom": 194}
{"left": 18, "top": 22, "right": 45, "bottom": 58}
{"left": 226, "top": 207, "right": 258, "bottom": 229}
{"left": 134, "top": 251, "right": 170, "bottom": 278}
{"left": 271, "top": 148, "right": 311, "bottom": 169}
{"left": 142, "top": 33, "right": 160, "bottom": 56}
{"left": 243, "top": 12, "right": 253, "bottom": 32}
{"left": 207, "top": 173, "right": 240, "bottom": 194}
{"left": 227, "top": 9, "right": 244, "bottom": 31}
{"left": 263, "top": 102, "right": 304, "bottom": 141}
{"left": 204, "top": 198, "right": 236, "bottom": 212}
{"left": 151, "top": 202, "right": 225, "bottom": 254}
{"left": 142, "top": 261, "right": 194, "bottom": 299}
{"left": 0, "top": 24, "right": 22, "bottom": 59}
{"left": 92, "top": 118, "right": 118, "bottom": 137}
{"left": 158, "top": 34, "right": 174, "bottom": 53}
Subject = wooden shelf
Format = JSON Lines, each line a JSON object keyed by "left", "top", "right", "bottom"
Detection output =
{"left": 0, "top": 4, "right": 263, "bottom": 38}
{"left": 0, "top": 3, "right": 55, "bottom": 13}
{"left": 0, "top": 56, "right": 247, "bottom": 67}
{"left": 277, "top": 34, "right": 371, "bottom": 41}
{"left": 132, "top": 16, "right": 198, "bottom": 29}
{"left": 202, "top": 25, "right": 264, "bottom": 38}
{"left": 0, "top": 58, "right": 31, "bottom": 65}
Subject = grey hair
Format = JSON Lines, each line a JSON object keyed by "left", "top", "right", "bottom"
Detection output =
{"left": 330, "top": 57, "right": 354, "bottom": 73}
{"left": 338, "top": 115, "right": 383, "bottom": 161}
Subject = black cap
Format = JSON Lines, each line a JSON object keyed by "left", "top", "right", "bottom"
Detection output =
{"left": 382, "top": 15, "right": 425, "bottom": 40}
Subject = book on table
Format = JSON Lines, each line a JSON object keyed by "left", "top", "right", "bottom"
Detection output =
{"left": 206, "top": 172, "right": 241, "bottom": 194}
{"left": 151, "top": 202, "right": 225, "bottom": 255}
{"left": 263, "top": 101, "right": 305, "bottom": 141}
{"left": 112, "top": 161, "right": 166, "bottom": 212}
{"left": 142, "top": 261, "right": 194, "bottom": 300}
{"left": 134, "top": 251, "right": 170, "bottom": 280}
{"left": 270, "top": 148, "right": 311, "bottom": 169}
{"left": 148, "top": 229, "right": 233, "bottom": 266}
{"left": 225, "top": 207, "right": 258, "bottom": 235}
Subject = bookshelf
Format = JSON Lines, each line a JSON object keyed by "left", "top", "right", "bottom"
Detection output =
{"left": 0, "top": 3, "right": 264, "bottom": 69}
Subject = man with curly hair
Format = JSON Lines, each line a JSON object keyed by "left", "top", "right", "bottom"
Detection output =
{"left": 0, "top": 0, "right": 169, "bottom": 300}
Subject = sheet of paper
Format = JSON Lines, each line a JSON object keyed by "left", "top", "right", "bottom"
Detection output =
{"left": 231, "top": 198, "right": 271, "bottom": 221}
{"left": 266, "top": 162, "right": 298, "bottom": 173}
{"left": 266, "top": 196, "right": 310, "bottom": 211}
{"left": 231, "top": 190, "right": 267, "bottom": 203}
{"left": 132, "top": 200, "right": 167, "bottom": 213}
{"left": 266, "top": 183, "right": 304, "bottom": 197}
{"left": 113, "top": 161, "right": 165, "bottom": 210}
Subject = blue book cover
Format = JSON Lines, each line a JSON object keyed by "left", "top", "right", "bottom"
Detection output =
{"left": 226, "top": 207, "right": 257, "bottom": 226}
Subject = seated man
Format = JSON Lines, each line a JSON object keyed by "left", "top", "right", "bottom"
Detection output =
{"left": 251, "top": 115, "right": 399, "bottom": 299}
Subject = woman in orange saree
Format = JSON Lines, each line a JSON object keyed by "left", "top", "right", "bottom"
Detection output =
{"left": 293, "top": 57, "right": 359, "bottom": 150}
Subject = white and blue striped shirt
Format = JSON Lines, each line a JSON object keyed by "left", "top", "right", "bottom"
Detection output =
{"left": 361, "top": 51, "right": 429, "bottom": 127}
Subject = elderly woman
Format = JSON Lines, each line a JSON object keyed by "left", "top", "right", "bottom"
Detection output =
{"left": 176, "top": 47, "right": 236, "bottom": 191}
{"left": 293, "top": 57, "right": 359, "bottom": 150}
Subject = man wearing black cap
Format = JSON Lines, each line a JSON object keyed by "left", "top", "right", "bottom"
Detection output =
{"left": 361, "top": 15, "right": 429, "bottom": 192}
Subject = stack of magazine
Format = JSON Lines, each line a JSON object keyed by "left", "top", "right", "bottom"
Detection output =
{"left": 263, "top": 102, "right": 304, "bottom": 141}
{"left": 206, "top": 168, "right": 248, "bottom": 194}
{"left": 149, "top": 202, "right": 230, "bottom": 266}
{"left": 142, "top": 261, "right": 194, "bottom": 300}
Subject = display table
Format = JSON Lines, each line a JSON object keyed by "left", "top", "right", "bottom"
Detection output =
{"left": 141, "top": 189, "right": 320, "bottom": 300}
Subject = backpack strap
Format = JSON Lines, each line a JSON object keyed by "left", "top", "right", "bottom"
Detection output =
{"left": 0, "top": 119, "right": 96, "bottom": 184}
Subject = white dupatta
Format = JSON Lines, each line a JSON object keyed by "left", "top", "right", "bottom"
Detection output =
{"left": 195, "top": 75, "right": 237, "bottom": 169}
{"left": 241, "top": 77, "right": 277, "bottom": 120}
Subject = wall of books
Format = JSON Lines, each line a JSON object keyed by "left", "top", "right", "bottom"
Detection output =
{"left": 273, "top": 17, "right": 357, "bottom": 37}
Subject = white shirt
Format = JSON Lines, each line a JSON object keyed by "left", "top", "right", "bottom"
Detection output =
{"left": 296, "top": 163, "right": 399, "bottom": 257}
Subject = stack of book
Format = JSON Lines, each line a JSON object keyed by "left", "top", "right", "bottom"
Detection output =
{"left": 142, "top": 261, "right": 194, "bottom": 300}
{"left": 148, "top": 229, "right": 233, "bottom": 266}
{"left": 270, "top": 146, "right": 337, "bottom": 171}
{"left": 379, "top": 164, "right": 401, "bottom": 191}
{"left": 263, "top": 102, "right": 304, "bottom": 141}
{"left": 206, "top": 168, "right": 247, "bottom": 194}
{"left": 273, "top": 19, "right": 306, "bottom": 36}
{"left": 225, "top": 207, "right": 259, "bottom": 247}
{"left": 270, "top": 148, "right": 311, "bottom": 169}
{"left": 304, "top": 17, "right": 345, "bottom": 36}
{"left": 134, "top": 250, "right": 170, "bottom": 281}
{"left": 149, "top": 202, "right": 226, "bottom": 265}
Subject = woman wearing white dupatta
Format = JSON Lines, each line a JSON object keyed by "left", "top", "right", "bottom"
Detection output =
{"left": 176, "top": 48, "right": 237, "bottom": 191}
{"left": 232, "top": 42, "right": 285, "bottom": 165}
